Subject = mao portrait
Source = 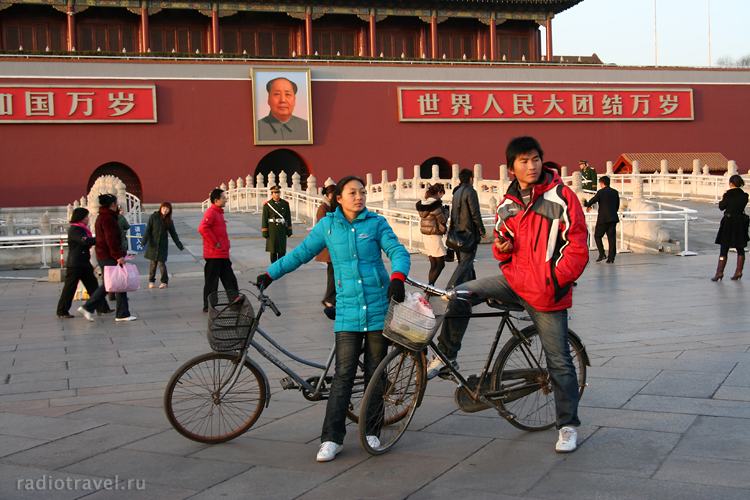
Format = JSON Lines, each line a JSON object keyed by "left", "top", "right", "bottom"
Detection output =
{"left": 252, "top": 68, "right": 313, "bottom": 145}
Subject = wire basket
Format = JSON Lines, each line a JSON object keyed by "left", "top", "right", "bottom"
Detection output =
{"left": 207, "top": 290, "right": 255, "bottom": 351}
{"left": 382, "top": 297, "right": 447, "bottom": 350}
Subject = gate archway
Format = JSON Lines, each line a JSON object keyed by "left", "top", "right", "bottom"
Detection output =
{"left": 419, "top": 157, "right": 452, "bottom": 180}
{"left": 254, "top": 149, "right": 312, "bottom": 190}
{"left": 87, "top": 162, "right": 143, "bottom": 201}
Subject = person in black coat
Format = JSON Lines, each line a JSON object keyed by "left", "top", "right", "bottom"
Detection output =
{"left": 446, "top": 169, "right": 486, "bottom": 287}
{"left": 55, "top": 208, "right": 111, "bottom": 318}
{"left": 584, "top": 176, "right": 620, "bottom": 263}
{"left": 712, "top": 175, "right": 749, "bottom": 281}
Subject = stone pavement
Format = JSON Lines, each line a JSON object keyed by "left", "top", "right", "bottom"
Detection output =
{"left": 0, "top": 204, "right": 748, "bottom": 500}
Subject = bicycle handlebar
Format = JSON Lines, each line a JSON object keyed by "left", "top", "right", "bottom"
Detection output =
{"left": 404, "top": 276, "right": 475, "bottom": 301}
{"left": 250, "top": 281, "right": 282, "bottom": 317}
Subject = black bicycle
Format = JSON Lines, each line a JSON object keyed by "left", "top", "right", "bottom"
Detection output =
{"left": 164, "top": 285, "right": 367, "bottom": 444}
{"left": 358, "top": 277, "right": 590, "bottom": 455}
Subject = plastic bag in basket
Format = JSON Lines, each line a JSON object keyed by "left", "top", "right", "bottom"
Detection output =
{"left": 389, "top": 292, "right": 437, "bottom": 343}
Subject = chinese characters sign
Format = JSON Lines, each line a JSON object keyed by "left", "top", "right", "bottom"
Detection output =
{"left": 398, "top": 87, "right": 693, "bottom": 122}
{"left": 0, "top": 85, "right": 157, "bottom": 123}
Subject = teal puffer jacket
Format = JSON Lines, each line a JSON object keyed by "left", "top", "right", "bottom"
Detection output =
{"left": 268, "top": 207, "right": 410, "bottom": 333}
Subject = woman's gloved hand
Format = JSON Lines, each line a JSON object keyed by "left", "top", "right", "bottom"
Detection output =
{"left": 256, "top": 273, "right": 273, "bottom": 290}
{"left": 387, "top": 278, "right": 405, "bottom": 303}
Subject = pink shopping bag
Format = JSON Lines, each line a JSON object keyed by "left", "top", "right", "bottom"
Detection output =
{"left": 104, "top": 263, "right": 140, "bottom": 293}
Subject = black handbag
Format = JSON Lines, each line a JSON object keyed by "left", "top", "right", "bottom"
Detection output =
{"left": 446, "top": 228, "right": 477, "bottom": 254}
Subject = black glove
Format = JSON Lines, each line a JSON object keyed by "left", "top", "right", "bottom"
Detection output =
{"left": 387, "top": 279, "right": 405, "bottom": 303}
{"left": 256, "top": 273, "right": 273, "bottom": 290}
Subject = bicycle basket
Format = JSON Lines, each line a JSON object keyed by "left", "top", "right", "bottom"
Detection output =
{"left": 207, "top": 290, "right": 255, "bottom": 351}
{"left": 382, "top": 296, "right": 447, "bottom": 350}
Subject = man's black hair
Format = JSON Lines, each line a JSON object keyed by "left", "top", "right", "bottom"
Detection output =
{"left": 599, "top": 176, "right": 611, "bottom": 187}
{"left": 210, "top": 188, "right": 224, "bottom": 204}
{"left": 266, "top": 77, "right": 298, "bottom": 94}
{"left": 506, "top": 136, "right": 544, "bottom": 170}
{"left": 458, "top": 169, "right": 473, "bottom": 185}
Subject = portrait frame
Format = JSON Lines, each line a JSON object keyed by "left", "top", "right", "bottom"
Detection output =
{"left": 252, "top": 67, "right": 313, "bottom": 146}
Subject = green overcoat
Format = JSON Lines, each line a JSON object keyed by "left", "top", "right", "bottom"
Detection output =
{"left": 141, "top": 211, "right": 184, "bottom": 262}
{"left": 262, "top": 198, "right": 293, "bottom": 253}
{"left": 581, "top": 167, "right": 598, "bottom": 191}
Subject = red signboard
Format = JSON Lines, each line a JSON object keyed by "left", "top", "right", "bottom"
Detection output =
{"left": 0, "top": 85, "right": 157, "bottom": 123}
{"left": 398, "top": 87, "right": 694, "bottom": 122}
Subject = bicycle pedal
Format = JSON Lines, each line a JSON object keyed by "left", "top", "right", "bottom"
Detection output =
{"left": 280, "top": 377, "right": 299, "bottom": 390}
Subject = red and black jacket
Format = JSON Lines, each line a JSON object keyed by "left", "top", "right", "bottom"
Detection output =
{"left": 494, "top": 167, "right": 589, "bottom": 311}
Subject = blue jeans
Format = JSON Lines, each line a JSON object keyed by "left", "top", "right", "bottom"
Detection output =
{"left": 321, "top": 330, "right": 388, "bottom": 444}
{"left": 437, "top": 274, "right": 580, "bottom": 429}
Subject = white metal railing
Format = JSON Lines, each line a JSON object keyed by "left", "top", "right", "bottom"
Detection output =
{"left": 125, "top": 193, "right": 143, "bottom": 224}
{"left": 0, "top": 234, "right": 68, "bottom": 269}
{"left": 583, "top": 198, "right": 698, "bottom": 256}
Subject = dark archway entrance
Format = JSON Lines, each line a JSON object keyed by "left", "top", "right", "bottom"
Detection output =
{"left": 254, "top": 149, "right": 312, "bottom": 190}
{"left": 419, "top": 157, "right": 452, "bottom": 180}
{"left": 87, "top": 162, "right": 143, "bottom": 201}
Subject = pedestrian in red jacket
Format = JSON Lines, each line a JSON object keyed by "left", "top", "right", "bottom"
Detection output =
{"left": 427, "top": 136, "right": 589, "bottom": 453}
{"left": 199, "top": 188, "right": 239, "bottom": 312}
{"left": 78, "top": 194, "right": 137, "bottom": 322}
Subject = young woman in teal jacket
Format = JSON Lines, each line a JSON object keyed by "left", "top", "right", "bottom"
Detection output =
{"left": 257, "top": 175, "right": 410, "bottom": 462}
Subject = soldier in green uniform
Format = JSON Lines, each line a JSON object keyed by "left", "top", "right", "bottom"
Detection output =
{"left": 580, "top": 160, "right": 598, "bottom": 192}
{"left": 262, "top": 185, "right": 293, "bottom": 263}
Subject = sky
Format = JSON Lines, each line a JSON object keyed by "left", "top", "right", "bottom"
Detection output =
{"left": 550, "top": 0, "right": 750, "bottom": 67}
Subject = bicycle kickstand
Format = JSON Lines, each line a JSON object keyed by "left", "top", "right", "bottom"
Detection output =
{"left": 478, "top": 394, "right": 515, "bottom": 420}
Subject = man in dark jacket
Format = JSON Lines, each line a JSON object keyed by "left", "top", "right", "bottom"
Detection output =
{"left": 446, "top": 169, "right": 486, "bottom": 288}
{"left": 262, "top": 185, "right": 293, "bottom": 263}
{"left": 427, "top": 137, "right": 589, "bottom": 454}
{"left": 78, "top": 194, "right": 136, "bottom": 322}
{"left": 199, "top": 188, "right": 239, "bottom": 312}
{"left": 584, "top": 176, "right": 620, "bottom": 263}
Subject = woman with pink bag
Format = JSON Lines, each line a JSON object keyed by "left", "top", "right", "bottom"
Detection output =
{"left": 78, "top": 194, "right": 137, "bottom": 323}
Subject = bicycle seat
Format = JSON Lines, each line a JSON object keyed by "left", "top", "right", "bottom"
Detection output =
{"left": 486, "top": 299, "right": 524, "bottom": 312}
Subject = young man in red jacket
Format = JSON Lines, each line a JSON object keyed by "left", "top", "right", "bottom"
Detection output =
{"left": 427, "top": 136, "right": 589, "bottom": 453}
{"left": 199, "top": 188, "right": 239, "bottom": 312}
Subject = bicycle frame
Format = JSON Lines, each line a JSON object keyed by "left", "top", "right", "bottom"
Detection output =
{"left": 216, "top": 289, "right": 338, "bottom": 402}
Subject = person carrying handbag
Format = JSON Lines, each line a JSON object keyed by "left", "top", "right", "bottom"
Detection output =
{"left": 445, "top": 169, "right": 486, "bottom": 288}
{"left": 77, "top": 194, "right": 137, "bottom": 322}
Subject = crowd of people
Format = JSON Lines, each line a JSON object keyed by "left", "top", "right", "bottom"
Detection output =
{"left": 53, "top": 136, "right": 749, "bottom": 463}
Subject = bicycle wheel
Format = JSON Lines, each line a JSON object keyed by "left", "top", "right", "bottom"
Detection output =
{"left": 358, "top": 346, "right": 425, "bottom": 455}
{"left": 490, "top": 326, "right": 587, "bottom": 432}
{"left": 164, "top": 352, "right": 267, "bottom": 444}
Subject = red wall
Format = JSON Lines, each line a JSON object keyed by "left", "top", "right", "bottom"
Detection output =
{"left": 2, "top": 69, "right": 749, "bottom": 207}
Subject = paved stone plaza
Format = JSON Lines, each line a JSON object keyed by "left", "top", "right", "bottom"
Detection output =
{"left": 0, "top": 203, "right": 748, "bottom": 500}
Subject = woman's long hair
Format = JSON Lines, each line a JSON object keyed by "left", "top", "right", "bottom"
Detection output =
{"left": 424, "top": 183, "right": 445, "bottom": 199}
{"left": 323, "top": 184, "right": 338, "bottom": 211}
{"left": 159, "top": 202, "right": 173, "bottom": 229}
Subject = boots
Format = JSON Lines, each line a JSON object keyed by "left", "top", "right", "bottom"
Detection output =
{"left": 731, "top": 255, "right": 745, "bottom": 281}
{"left": 711, "top": 257, "right": 727, "bottom": 281}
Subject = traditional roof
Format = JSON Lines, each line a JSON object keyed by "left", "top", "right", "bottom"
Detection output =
{"left": 227, "top": 0, "right": 584, "bottom": 14}
{"left": 613, "top": 153, "right": 731, "bottom": 174}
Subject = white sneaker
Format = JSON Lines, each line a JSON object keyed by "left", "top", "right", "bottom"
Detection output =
{"left": 115, "top": 316, "right": 137, "bottom": 322}
{"left": 366, "top": 435, "right": 380, "bottom": 449}
{"left": 149, "top": 283, "right": 155, "bottom": 289}
{"left": 556, "top": 426, "right": 578, "bottom": 453}
{"left": 426, "top": 356, "right": 459, "bottom": 380}
{"left": 77, "top": 306, "right": 94, "bottom": 322}
{"left": 316, "top": 441, "right": 343, "bottom": 462}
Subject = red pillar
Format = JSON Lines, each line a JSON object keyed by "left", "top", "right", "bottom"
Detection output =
{"left": 140, "top": 4, "right": 149, "bottom": 52}
{"left": 545, "top": 18, "right": 553, "bottom": 61}
{"left": 66, "top": 3, "right": 76, "bottom": 51}
{"left": 211, "top": 5, "right": 220, "bottom": 53}
{"left": 489, "top": 18, "right": 496, "bottom": 61}
{"left": 369, "top": 11, "right": 376, "bottom": 57}
{"left": 430, "top": 14, "right": 437, "bottom": 59}
{"left": 305, "top": 11, "right": 312, "bottom": 55}
{"left": 419, "top": 27, "right": 426, "bottom": 58}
